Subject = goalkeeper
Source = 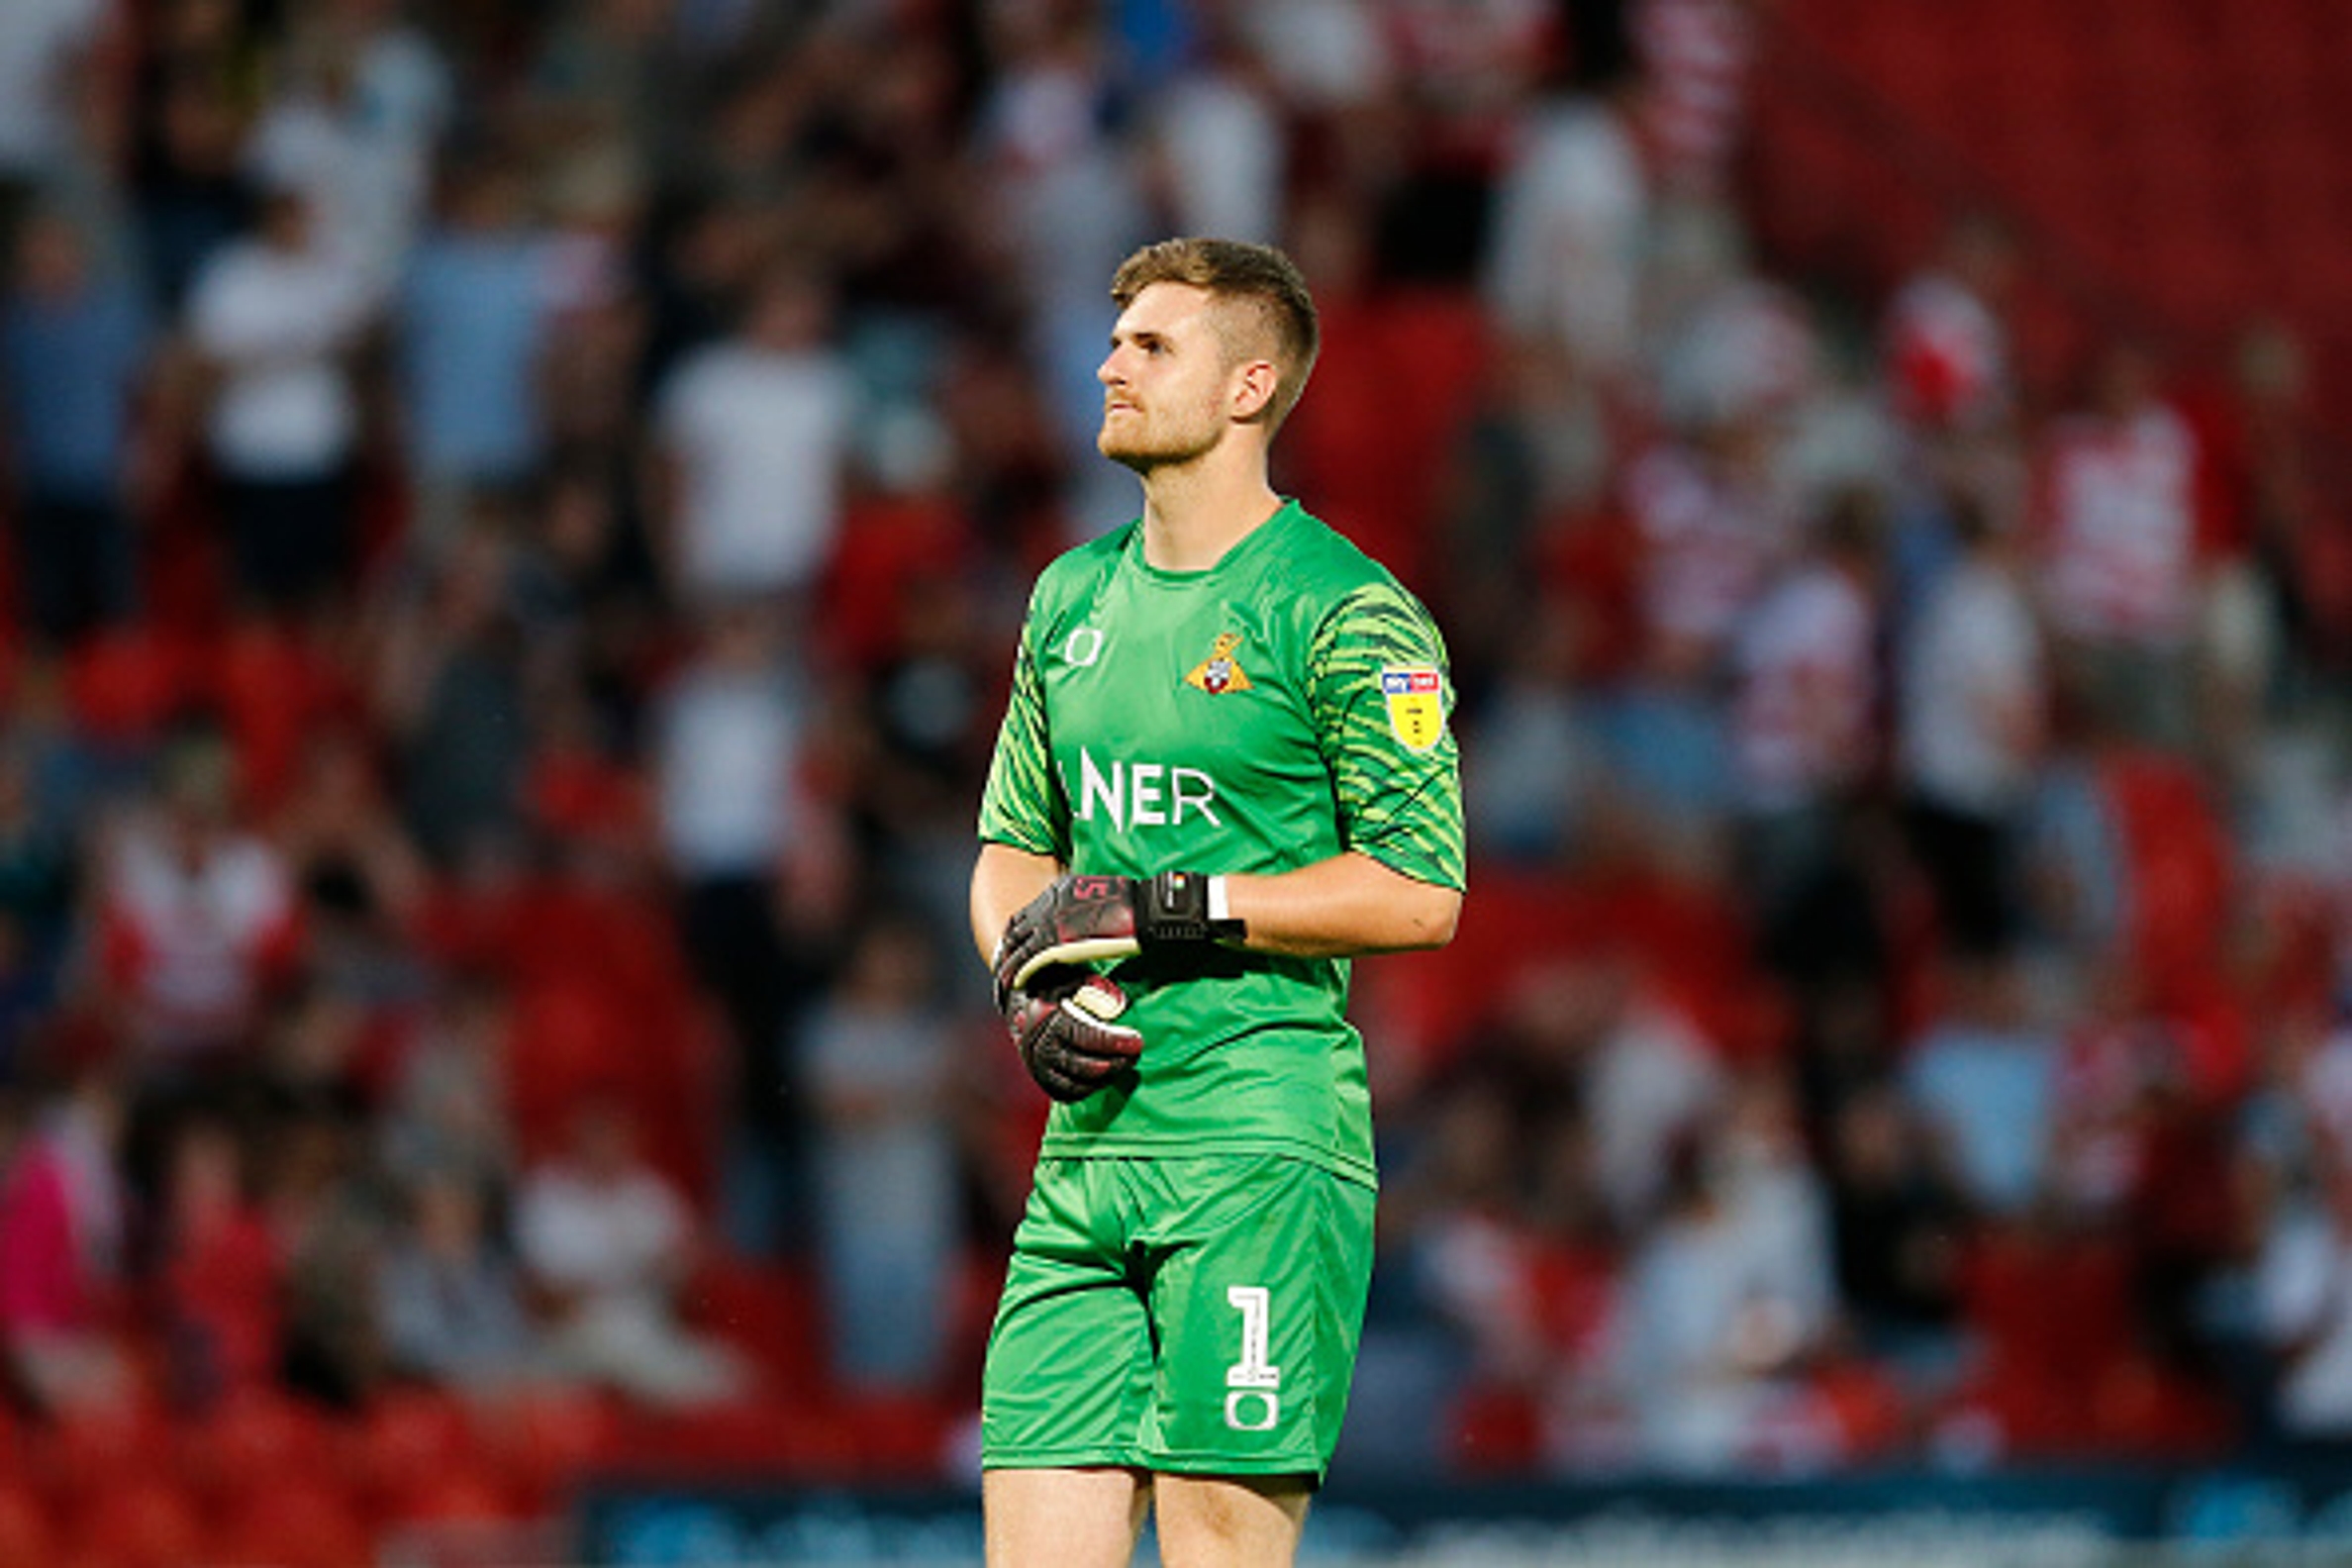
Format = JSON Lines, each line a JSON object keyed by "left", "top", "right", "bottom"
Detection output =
{"left": 970, "top": 237, "right": 1464, "bottom": 1568}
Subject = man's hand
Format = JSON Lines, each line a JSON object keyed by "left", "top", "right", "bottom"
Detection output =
{"left": 994, "top": 872, "right": 1245, "bottom": 995}
{"left": 1002, "top": 964, "right": 1143, "bottom": 1103}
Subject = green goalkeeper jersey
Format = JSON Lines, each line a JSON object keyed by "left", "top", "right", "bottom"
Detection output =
{"left": 978, "top": 500, "right": 1465, "bottom": 1186}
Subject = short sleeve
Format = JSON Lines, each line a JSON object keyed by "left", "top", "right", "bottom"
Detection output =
{"left": 1306, "top": 580, "right": 1466, "bottom": 891}
{"left": 976, "top": 613, "right": 1070, "bottom": 861}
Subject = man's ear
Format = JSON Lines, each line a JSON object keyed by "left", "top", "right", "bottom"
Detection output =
{"left": 1229, "top": 357, "right": 1281, "bottom": 424}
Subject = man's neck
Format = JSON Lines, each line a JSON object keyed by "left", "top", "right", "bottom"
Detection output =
{"left": 1136, "top": 456, "right": 1283, "bottom": 573}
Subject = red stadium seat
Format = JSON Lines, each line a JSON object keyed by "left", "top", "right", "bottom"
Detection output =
{"left": 0, "top": 1484, "right": 57, "bottom": 1568}
{"left": 66, "top": 1478, "right": 208, "bottom": 1568}
{"left": 215, "top": 1482, "right": 376, "bottom": 1568}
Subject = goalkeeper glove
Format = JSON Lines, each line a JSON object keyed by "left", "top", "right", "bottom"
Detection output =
{"left": 1001, "top": 965, "right": 1142, "bottom": 1103}
{"left": 995, "top": 872, "right": 1245, "bottom": 996}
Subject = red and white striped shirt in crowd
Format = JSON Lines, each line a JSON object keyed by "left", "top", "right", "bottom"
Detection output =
{"left": 1883, "top": 271, "right": 2009, "bottom": 432}
{"left": 1634, "top": 0, "right": 1755, "bottom": 195}
{"left": 1625, "top": 442, "right": 1792, "bottom": 668}
{"left": 2034, "top": 406, "right": 2204, "bottom": 647}
{"left": 1730, "top": 562, "right": 1877, "bottom": 814}
{"left": 98, "top": 822, "right": 302, "bottom": 1058}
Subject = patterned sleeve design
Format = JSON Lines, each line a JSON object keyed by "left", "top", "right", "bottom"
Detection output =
{"left": 1306, "top": 580, "right": 1466, "bottom": 890}
{"left": 977, "top": 622, "right": 1070, "bottom": 861}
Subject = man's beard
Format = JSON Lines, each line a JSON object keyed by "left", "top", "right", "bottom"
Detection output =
{"left": 1098, "top": 406, "right": 1220, "bottom": 473}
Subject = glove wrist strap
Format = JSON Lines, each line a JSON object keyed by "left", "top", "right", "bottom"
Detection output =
{"left": 1143, "top": 870, "right": 1247, "bottom": 946}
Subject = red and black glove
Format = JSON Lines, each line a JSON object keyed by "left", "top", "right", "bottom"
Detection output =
{"left": 1000, "top": 964, "right": 1143, "bottom": 1103}
{"left": 994, "top": 872, "right": 1245, "bottom": 997}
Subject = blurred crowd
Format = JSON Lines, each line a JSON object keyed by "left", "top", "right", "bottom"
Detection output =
{"left": 1, "top": 0, "right": 2350, "bottom": 1501}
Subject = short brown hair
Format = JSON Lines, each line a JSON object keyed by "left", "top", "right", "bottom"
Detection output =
{"left": 1110, "top": 238, "right": 1321, "bottom": 430}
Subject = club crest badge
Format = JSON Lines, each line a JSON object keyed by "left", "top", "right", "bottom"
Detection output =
{"left": 1184, "top": 632, "right": 1253, "bottom": 695}
{"left": 1381, "top": 665, "right": 1446, "bottom": 752}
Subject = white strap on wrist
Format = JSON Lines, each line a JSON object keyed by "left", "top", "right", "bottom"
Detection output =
{"left": 1207, "top": 874, "right": 1232, "bottom": 924}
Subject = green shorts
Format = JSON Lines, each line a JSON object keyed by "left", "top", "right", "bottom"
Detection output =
{"left": 981, "top": 1152, "right": 1377, "bottom": 1481}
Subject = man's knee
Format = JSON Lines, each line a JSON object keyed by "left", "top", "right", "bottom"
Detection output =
{"left": 1151, "top": 1472, "right": 1312, "bottom": 1568}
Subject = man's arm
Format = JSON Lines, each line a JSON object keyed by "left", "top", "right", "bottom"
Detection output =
{"left": 971, "top": 840, "right": 1062, "bottom": 967}
{"left": 992, "top": 851, "right": 1459, "bottom": 995}
{"left": 1218, "top": 850, "right": 1459, "bottom": 958}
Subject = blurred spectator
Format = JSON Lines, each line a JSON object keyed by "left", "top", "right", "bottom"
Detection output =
{"left": 514, "top": 1098, "right": 749, "bottom": 1409}
{"left": 1898, "top": 491, "right": 2046, "bottom": 958}
{"left": 130, "top": 53, "right": 257, "bottom": 315}
{"left": 94, "top": 730, "right": 303, "bottom": 1072}
{"left": 2031, "top": 341, "right": 2206, "bottom": 750}
{"left": 649, "top": 260, "right": 855, "bottom": 613}
{"left": 1623, "top": 414, "right": 1793, "bottom": 685}
{"left": 154, "top": 1112, "right": 282, "bottom": 1411}
{"left": 243, "top": 12, "right": 446, "bottom": 289}
{"left": 1462, "top": 614, "right": 1590, "bottom": 866}
{"left": 1632, "top": 0, "right": 1756, "bottom": 201}
{"left": 1483, "top": 59, "right": 1650, "bottom": 394}
{"left": 805, "top": 917, "right": 962, "bottom": 1395}
{"left": 0, "top": 739, "right": 80, "bottom": 1031}
{"left": 974, "top": 0, "right": 1148, "bottom": 530}
{"left": 1145, "top": 16, "right": 1284, "bottom": 245}
{"left": 373, "top": 528, "right": 537, "bottom": 864}
{"left": 395, "top": 156, "right": 563, "bottom": 554}
{"left": 0, "top": 201, "right": 155, "bottom": 645}
{"left": 1882, "top": 214, "right": 2017, "bottom": 441}
{"left": 267, "top": 1101, "right": 385, "bottom": 1410}
{"left": 0, "top": 1050, "right": 132, "bottom": 1417}
{"left": 1902, "top": 954, "right": 2060, "bottom": 1219}
{"left": 1823, "top": 1081, "right": 1967, "bottom": 1352}
{"left": 1614, "top": 1079, "right": 1836, "bottom": 1473}
{"left": 185, "top": 185, "right": 382, "bottom": 616}
{"left": 653, "top": 595, "right": 843, "bottom": 1226}
{"left": 2257, "top": 1145, "right": 2352, "bottom": 1440}
{"left": 1728, "top": 487, "right": 1884, "bottom": 968}
{"left": 378, "top": 969, "right": 514, "bottom": 1199}
{"left": 0, "top": 0, "right": 118, "bottom": 204}
{"left": 377, "top": 1171, "right": 548, "bottom": 1395}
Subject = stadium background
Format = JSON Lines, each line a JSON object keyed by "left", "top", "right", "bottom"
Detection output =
{"left": 1, "top": 0, "right": 2350, "bottom": 1563}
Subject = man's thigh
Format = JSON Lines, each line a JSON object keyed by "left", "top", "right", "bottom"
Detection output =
{"left": 1134, "top": 1155, "right": 1377, "bottom": 1480}
{"left": 983, "top": 1160, "right": 1155, "bottom": 1468}
{"left": 1151, "top": 1473, "right": 1312, "bottom": 1568}
{"left": 983, "top": 1466, "right": 1148, "bottom": 1568}
{"left": 982, "top": 1155, "right": 1377, "bottom": 1478}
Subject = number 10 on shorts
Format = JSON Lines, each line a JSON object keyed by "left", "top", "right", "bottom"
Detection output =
{"left": 1225, "top": 1286, "right": 1282, "bottom": 1431}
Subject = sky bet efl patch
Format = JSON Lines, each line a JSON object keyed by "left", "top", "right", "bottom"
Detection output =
{"left": 1380, "top": 665, "right": 1446, "bottom": 752}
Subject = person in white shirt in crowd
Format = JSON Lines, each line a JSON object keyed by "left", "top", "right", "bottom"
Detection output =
{"left": 1728, "top": 487, "right": 1884, "bottom": 939}
{"left": 1899, "top": 490, "right": 2047, "bottom": 957}
{"left": 186, "top": 183, "right": 383, "bottom": 616}
{"left": 653, "top": 596, "right": 847, "bottom": 1254}
{"left": 2031, "top": 339, "right": 2205, "bottom": 750}
{"left": 2256, "top": 1142, "right": 2352, "bottom": 1440}
{"left": 0, "top": 0, "right": 118, "bottom": 209}
{"left": 1144, "top": 14, "right": 1285, "bottom": 246}
{"left": 513, "top": 1096, "right": 751, "bottom": 1409}
{"left": 804, "top": 915, "right": 964, "bottom": 1396}
{"left": 1615, "top": 1077, "right": 1838, "bottom": 1473}
{"left": 242, "top": 4, "right": 450, "bottom": 292}
{"left": 650, "top": 260, "right": 855, "bottom": 613}
{"left": 971, "top": 2, "right": 1148, "bottom": 535}
{"left": 1483, "top": 52, "right": 1653, "bottom": 398}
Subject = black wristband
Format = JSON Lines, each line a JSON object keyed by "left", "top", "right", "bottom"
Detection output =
{"left": 1139, "top": 871, "right": 1246, "bottom": 946}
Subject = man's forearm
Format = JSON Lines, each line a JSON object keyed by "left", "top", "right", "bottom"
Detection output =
{"left": 970, "top": 841, "right": 1063, "bottom": 965}
{"left": 1219, "top": 851, "right": 1460, "bottom": 958}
